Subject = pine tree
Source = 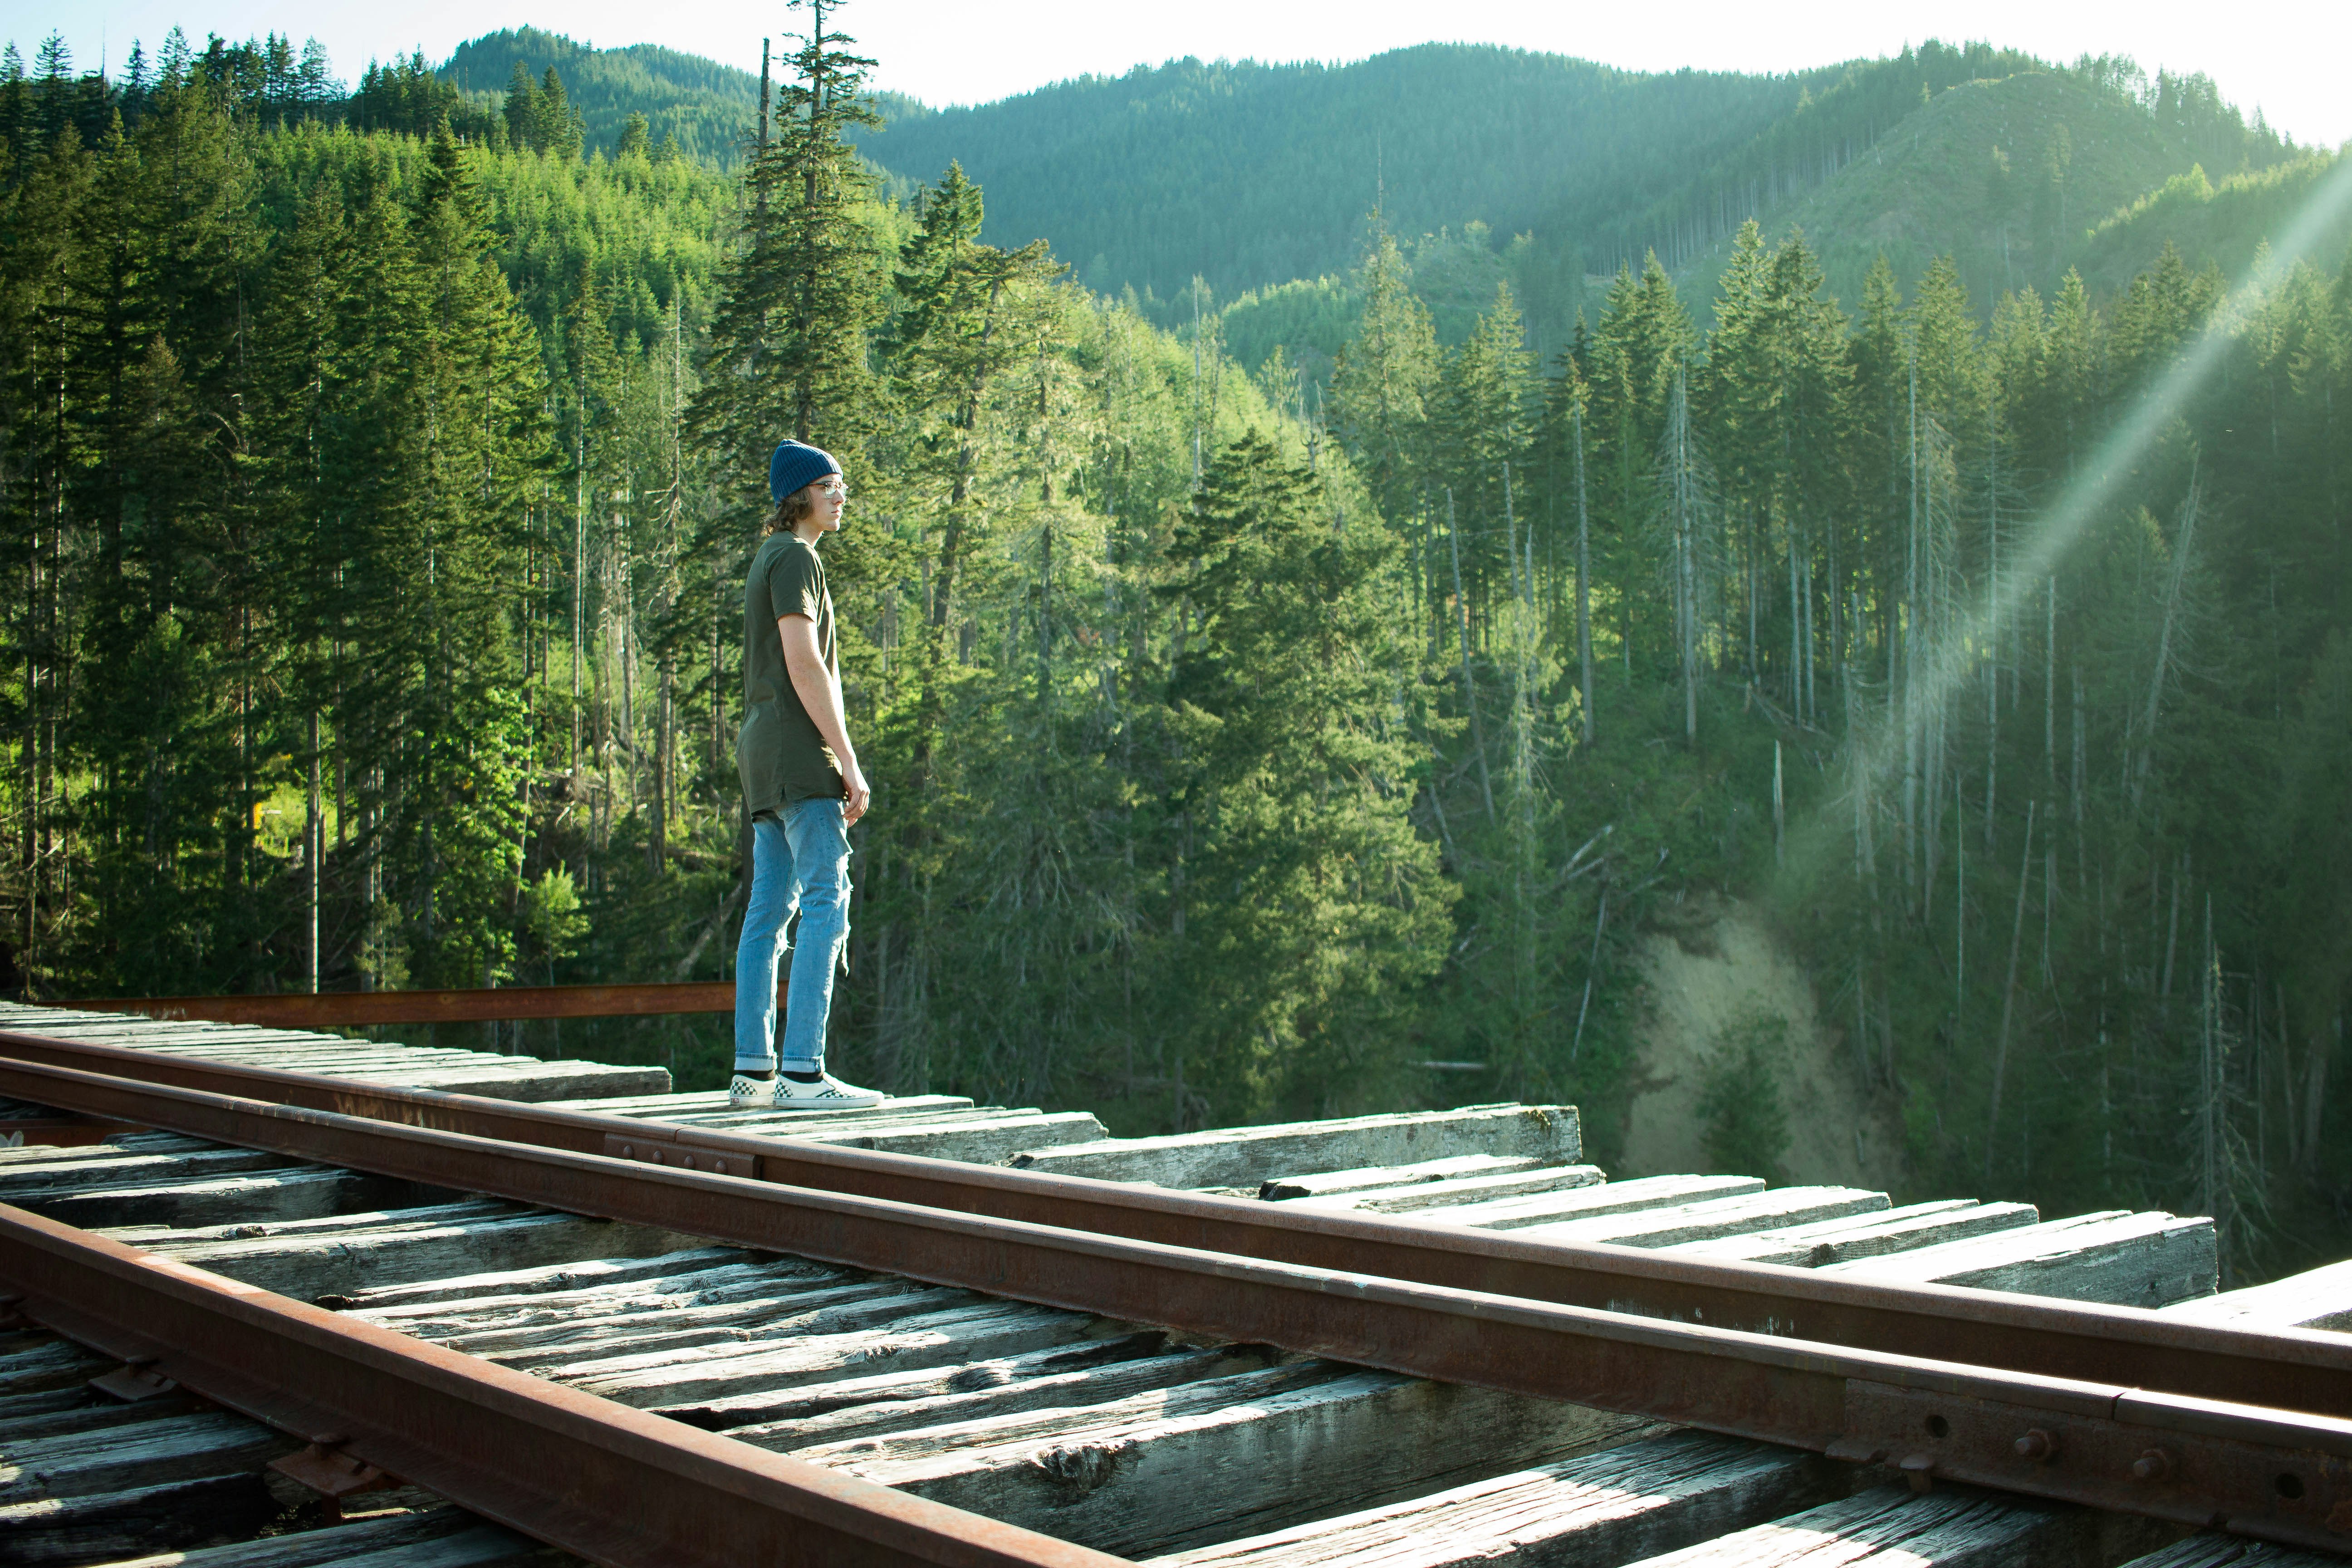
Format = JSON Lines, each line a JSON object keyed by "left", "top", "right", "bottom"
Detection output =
{"left": 502, "top": 63, "right": 542, "bottom": 152}
{"left": 1429, "top": 282, "right": 1536, "bottom": 615}
{"left": 1587, "top": 255, "right": 1695, "bottom": 681}
{"left": 1329, "top": 227, "right": 1438, "bottom": 528}
{"left": 879, "top": 161, "right": 1058, "bottom": 784}
{"left": 690, "top": 0, "right": 888, "bottom": 553}
{"left": 617, "top": 111, "right": 652, "bottom": 163}
{"left": 536, "top": 67, "right": 583, "bottom": 162}
{"left": 1152, "top": 431, "right": 1453, "bottom": 1122}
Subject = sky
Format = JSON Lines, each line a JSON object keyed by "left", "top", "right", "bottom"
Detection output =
{"left": 10, "top": 0, "right": 2349, "bottom": 150}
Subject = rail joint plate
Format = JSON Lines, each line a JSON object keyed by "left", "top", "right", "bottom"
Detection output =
{"left": 601, "top": 1130, "right": 755, "bottom": 1180}
{"left": 1843, "top": 1378, "right": 2352, "bottom": 1553}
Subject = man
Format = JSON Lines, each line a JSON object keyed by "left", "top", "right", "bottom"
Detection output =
{"left": 731, "top": 439, "right": 883, "bottom": 1109}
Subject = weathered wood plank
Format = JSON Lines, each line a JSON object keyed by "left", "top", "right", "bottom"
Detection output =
{"left": 1616, "top": 1483, "right": 2172, "bottom": 1567}
{"left": 562, "top": 1088, "right": 917, "bottom": 1115}
{"left": 46, "top": 1042, "right": 674, "bottom": 1100}
{"left": 380, "top": 1268, "right": 888, "bottom": 1345}
{"left": 1153, "top": 1429, "right": 1849, "bottom": 1568}
{"left": 744, "top": 1345, "right": 1282, "bottom": 1452}
{"left": 655, "top": 1095, "right": 985, "bottom": 1126}
{"left": 534, "top": 1285, "right": 985, "bottom": 1378}
{"left": 1823, "top": 1211, "right": 2218, "bottom": 1308}
{"left": 0, "top": 1337, "right": 110, "bottom": 1396}
{"left": 0, "top": 1473, "right": 282, "bottom": 1568}
{"left": 351, "top": 1259, "right": 846, "bottom": 1337}
{"left": 450, "top": 1282, "right": 967, "bottom": 1369}
{"left": 0, "top": 1380, "right": 138, "bottom": 1426}
{"left": 1008, "top": 1106, "right": 1582, "bottom": 1189}
{"left": 1257, "top": 1155, "right": 1544, "bottom": 1200}
{"left": 710, "top": 1107, "right": 1072, "bottom": 1138}
{"left": 1664, "top": 1203, "right": 2040, "bottom": 1268}
{"left": 794, "top": 1359, "right": 1348, "bottom": 1465}
{"left": 74, "top": 1039, "right": 511, "bottom": 1062}
{"left": 1402, "top": 1174, "right": 1764, "bottom": 1231}
{"left": 90, "top": 1508, "right": 553, "bottom": 1568}
{"left": 24, "top": 1168, "right": 417, "bottom": 1230}
{"left": 832, "top": 1365, "right": 1651, "bottom": 1558}
{"left": 657, "top": 1332, "right": 1175, "bottom": 1431}
{"left": 121, "top": 1210, "right": 706, "bottom": 1299}
{"left": 0, "top": 1149, "right": 302, "bottom": 1196}
{"left": 1511, "top": 1187, "right": 1890, "bottom": 1248}
{"left": 0, "top": 1134, "right": 218, "bottom": 1166}
{"left": 327, "top": 1246, "right": 756, "bottom": 1312}
{"left": 100, "top": 1199, "right": 512, "bottom": 1247}
{"left": 779, "top": 1111, "right": 1111, "bottom": 1163}
{"left": 0, "top": 1411, "right": 296, "bottom": 1504}
{"left": 1296, "top": 1166, "right": 1610, "bottom": 1214}
{"left": 0, "top": 1018, "right": 361, "bottom": 1047}
{"left": 2158, "top": 1259, "right": 2352, "bottom": 1333}
{"left": 313, "top": 1061, "right": 671, "bottom": 1101}
{"left": 563, "top": 1300, "right": 1112, "bottom": 1407}
{"left": 2114, "top": 1534, "right": 2349, "bottom": 1567}
{"left": 6, "top": 1392, "right": 207, "bottom": 1443}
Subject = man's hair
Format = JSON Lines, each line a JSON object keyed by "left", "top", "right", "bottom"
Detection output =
{"left": 764, "top": 481, "right": 821, "bottom": 537}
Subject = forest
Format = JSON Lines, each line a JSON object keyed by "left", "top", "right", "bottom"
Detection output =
{"left": 0, "top": 15, "right": 2347, "bottom": 1284}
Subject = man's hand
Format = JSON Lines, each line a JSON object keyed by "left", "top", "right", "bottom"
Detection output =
{"left": 842, "top": 762, "right": 872, "bottom": 827}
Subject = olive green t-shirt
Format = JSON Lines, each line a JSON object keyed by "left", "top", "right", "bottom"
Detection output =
{"left": 736, "top": 532, "right": 844, "bottom": 815}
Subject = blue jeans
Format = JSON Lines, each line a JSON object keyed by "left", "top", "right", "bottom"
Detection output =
{"left": 733, "top": 799, "right": 851, "bottom": 1074}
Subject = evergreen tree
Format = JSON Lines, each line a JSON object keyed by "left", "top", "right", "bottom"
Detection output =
{"left": 1586, "top": 255, "right": 1695, "bottom": 678}
{"left": 503, "top": 62, "right": 542, "bottom": 152}
{"left": 1152, "top": 431, "right": 1453, "bottom": 1122}
{"left": 690, "top": 0, "right": 887, "bottom": 539}
{"left": 1429, "top": 282, "right": 1536, "bottom": 614}
{"left": 1329, "top": 227, "right": 1438, "bottom": 529}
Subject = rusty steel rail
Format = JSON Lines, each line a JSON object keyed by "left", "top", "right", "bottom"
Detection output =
{"left": 58, "top": 981, "right": 735, "bottom": 1027}
{"left": 0, "top": 1202, "right": 1129, "bottom": 1568}
{"left": 2, "top": 1046, "right": 2350, "bottom": 1552}
{"left": 5, "top": 1026, "right": 2349, "bottom": 1422}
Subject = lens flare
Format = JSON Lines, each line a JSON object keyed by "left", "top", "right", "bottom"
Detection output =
{"left": 1799, "top": 153, "right": 2352, "bottom": 865}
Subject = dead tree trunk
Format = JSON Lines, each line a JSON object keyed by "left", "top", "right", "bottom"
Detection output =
{"left": 1447, "top": 488, "right": 1496, "bottom": 822}
{"left": 1985, "top": 798, "right": 2038, "bottom": 1181}
{"left": 1574, "top": 406, "right": 1595, "bottom": 745}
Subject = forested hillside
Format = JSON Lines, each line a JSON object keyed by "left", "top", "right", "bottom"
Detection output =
{"left": 435, "top": 28, "right": 929, "bottom": 169}
{"left": 4, "top": 17, "right": 2350, "bottom": 1285}
{"left": 441, "top": 27, "right": 764, "bottom": 167}
{"left": 856, "top": 44, "right": 1830, "bottom": 324}
{"left": 1672, "top": 69, "right": 2204, "bottom": 321}
{"left": 856, "top": 41, "right": 2296, "bottom": 356}
{"left": 416, "top": 30, "right": 2301, "bottom": 363}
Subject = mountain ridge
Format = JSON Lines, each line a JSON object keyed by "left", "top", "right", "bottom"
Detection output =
{"left": 427, "top": 30, "right": 2301, "bottom": 358}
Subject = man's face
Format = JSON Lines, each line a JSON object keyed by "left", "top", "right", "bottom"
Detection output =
{"left": 809, "top": 476, "right": 848, "bottom": 533}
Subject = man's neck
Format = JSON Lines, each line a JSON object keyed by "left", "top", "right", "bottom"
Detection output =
{"left": 790, "top": 521, "right": 826, "bottom": 548}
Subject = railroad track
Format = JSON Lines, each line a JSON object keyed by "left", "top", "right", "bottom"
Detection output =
{"left": 0, "top": 1003, "right": 2346, "bottom": 1568}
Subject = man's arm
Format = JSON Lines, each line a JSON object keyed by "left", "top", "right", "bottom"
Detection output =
{"left": 778, "top": 613, "right": 871, "bottom": 825}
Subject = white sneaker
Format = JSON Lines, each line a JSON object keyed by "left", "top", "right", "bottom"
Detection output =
{"left": 729, "top": 1073, "right": 779, "bottom": 1108}
{"left": 774, "top": 1071, "right": 884, "bottom": 1111}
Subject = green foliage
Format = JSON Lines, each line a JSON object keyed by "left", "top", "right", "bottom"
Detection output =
{"left": 1697, "top": 1012, "right": 1793, "bottom": 1183}
{"left": 5, "top": 15, "right": 2351, "bottom": 1291}
{"left": 2076, "top": 152, "right": 2352, "bottom": 301}
{"left": 1151, "top": 432, "right": 1455, "bottom": 1120}
{"left": 853, "top": 40, "right": 2293, "bottom": 362}
{"left": 444, "top": 28, "right": 761, "bottom": 167}
{"left": 520, "top": 866, "right": 590, "bottom": 977}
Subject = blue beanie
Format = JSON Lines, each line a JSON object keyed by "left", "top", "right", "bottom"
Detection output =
{"left": 769, "top": 440, "right": 842, "bottom": 505}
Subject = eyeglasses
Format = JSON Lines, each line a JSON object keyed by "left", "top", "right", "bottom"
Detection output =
{"left": 818, "top": 482, "right": 848, "bottom": 499}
